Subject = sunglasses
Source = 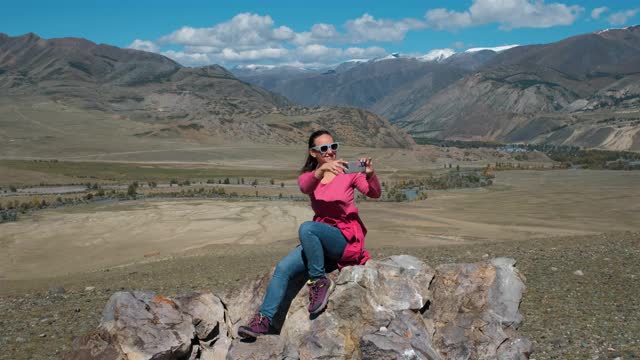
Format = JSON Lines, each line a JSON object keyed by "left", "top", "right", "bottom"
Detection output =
{"left": 310, "top": 142, "right": 339, "bottom": 154}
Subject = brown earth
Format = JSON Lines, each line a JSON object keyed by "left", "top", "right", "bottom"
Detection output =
{"left": 0, "top": 170, "right": 638, "bottom": 359}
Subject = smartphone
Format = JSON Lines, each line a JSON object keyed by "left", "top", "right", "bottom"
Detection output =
{"left": 343, "top": 160, "right": 366, "bottom": 174}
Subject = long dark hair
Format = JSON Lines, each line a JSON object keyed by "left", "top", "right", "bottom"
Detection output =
{"left": 301, "top": 130, "right": 332, "bottom": 174}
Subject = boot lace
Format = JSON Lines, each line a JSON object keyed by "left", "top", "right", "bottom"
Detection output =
{"left": 248, "top": 313, "right": 268, "bottom": 328}
{"left": 308, "top": 280, "right": 321, "bottom": 304}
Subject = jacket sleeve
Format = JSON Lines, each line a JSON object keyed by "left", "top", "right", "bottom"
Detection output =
{"left": 298, "top": 171, "right": 321, "bottom": 195}
{"left": 353, "top": 173, "right": 381, "bottom": 199}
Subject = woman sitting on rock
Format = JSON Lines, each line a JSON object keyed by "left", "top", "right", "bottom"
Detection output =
{"left": 238, "top": 129, "right": 381, "bottom": 338}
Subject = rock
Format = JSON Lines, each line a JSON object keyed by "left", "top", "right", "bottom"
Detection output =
{"left": 201, "top": 336, "right": 231, "bottom": 360}
{"left": 65, "top": 290, "right": 233, "bottom": 360}
{"left": 282, "top": 256, "right": 435, "bottom": 359}
{"left": 498, "top": 337, "right": 534, "bottom": 360}
{"left": 39, "top": 333, "right": 47, "bottom": 338}
{"left": 574, "top": 270, "right": 584, "bottom": 276}
{"left": 16, "top": 337, "right": 25, "bottom": 343}
{"left": 178, "top": 291, "right": 227, "bottom": 341}
{"left": 365, "top": 255, "right": 435, "bottom": 311}
{"left": 360, "top": 310, "right": 440, "bottom": 360}
{"left": 67, "top": 255, "right": 532, "bottom": 359}
{"left": 227, "top": 336, "right": 290, "bottom": 360}
{"left": 48, "top": 286, "right": 66, "bottom": 295}
{"left": 550, "top": 267, "right": 558, "bottom": 272}
{"left": 179, "top": 291, "right": 232, "bottom": 359}
{"left": 100, "top": 291, "right": 195, "bottom": 359}
{"left": 429, "top": 257, "right": 531, "bottom": 359}
{"left": 187, "top": 344, "right": 200, "bottom": 360}
{"left": 219, "top": 273, "right": 275, "bottom": 337}
{"left": 63, "top": 329, "right": 124, "bottom": 360}
{"left": 85, "top": 286, "right": 96, "bottom": 292}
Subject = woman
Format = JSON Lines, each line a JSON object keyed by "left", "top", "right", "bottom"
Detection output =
{"left": 238, "top": 129, "right": 381, "bottom": 338}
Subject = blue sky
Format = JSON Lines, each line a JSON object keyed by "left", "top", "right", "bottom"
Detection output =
{"left": 3, "top": 0, "right": 639, "bottom": 68}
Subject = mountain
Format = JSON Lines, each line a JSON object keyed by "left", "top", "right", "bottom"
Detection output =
{"left": 233, "top": 26, "right": 640, "bottom": 151}
{"left": 0, "top": 33, "right": 414, "bottom": 152}
{"left": 231, "top": 49, "right": 509, "bottom": 124}
{"left": 232, "top": 54, "right": 495, "bottom": 123}
{"left": 400, "top": 26, "right": 640, "bottom": 151}
{"left": 230, "top": 64, "right": 319, "bottom": 93}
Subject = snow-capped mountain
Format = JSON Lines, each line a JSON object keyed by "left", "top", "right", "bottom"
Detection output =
{"left": 417, "top": 48, "right": 456, "bottom": 62}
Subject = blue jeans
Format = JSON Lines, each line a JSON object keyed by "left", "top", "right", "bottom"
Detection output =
{"left": 259, "top": 221, "right": 347, "bottom": 320}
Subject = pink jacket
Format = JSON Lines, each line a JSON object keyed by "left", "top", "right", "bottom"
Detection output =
{"left": 297, "top": 170, "right": 381, "bottom": 268}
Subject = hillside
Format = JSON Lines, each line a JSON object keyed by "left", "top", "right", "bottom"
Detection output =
{"left": 232, "top": 53, "right": 495, "bottom": 123}
{"left": 0, "top": 33, "right": 414, "bottom": 156}
{"left": 401, "top": 26, "right": 640, "bottom": 151}
{"left": 234, "top": 26, "right": 640, "bottom": 151}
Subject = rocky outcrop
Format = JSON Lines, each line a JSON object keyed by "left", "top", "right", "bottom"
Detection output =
{"left": 65, "top": 255, "right": 532, "bottom": 360}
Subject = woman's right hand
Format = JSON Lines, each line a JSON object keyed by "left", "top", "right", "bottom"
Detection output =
{"left": 315, "top": 159, "right": 347, "bottom": 178}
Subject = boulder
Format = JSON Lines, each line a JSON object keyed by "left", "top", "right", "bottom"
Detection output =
{"left": 66, "top": 256, "right": 533, "bottom": 359}
{"left": 281, "top": 256, "right": 435, "bottom": 359}
{"left": 429, "top": 258, "right": 531, "bottom": 359}
{"left": 64, "top": 290, "right": 230, "bottom": 360}
{"left": 99, "top": 291, "right": 194, "bottom": 359}
{"left": 360, "top": 310, "right": 440, "bottom": 360}
{"left": 226, "top": 335, "right": 291, "bottom": 360}
{"left": 65, "top": 329, "right": 124, "bottom": 360}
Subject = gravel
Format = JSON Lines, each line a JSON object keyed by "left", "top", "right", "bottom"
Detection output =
{"left": 0, "top": 231, "right": 638, "bottom": 359}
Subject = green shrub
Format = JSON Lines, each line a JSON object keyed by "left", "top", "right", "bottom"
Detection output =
{"left": 127, "top": 183, "right": 137, "bottom": 197}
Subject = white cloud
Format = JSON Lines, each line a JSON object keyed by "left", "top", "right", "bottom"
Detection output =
{"left": 139, "top": 6, "right": 589, "bottom": 68}
{"left": 291, "top": 23, "right": 340, "bottom": 46}
{"left": 128, "top": 39, "right": 159, "bottom": 53}
{"left": 607, "top": 9, "right": 639, "bottom": 25}
{"left": 149, "top": 13, "right": 406, "bottom": 67}
{"left": 161, "top": 50, "right": 211, "bottom": 66}
{"left": 425, "top": 9, "right": 473, "bottom": 30}
{"left": 311, "top": 23, "right": 340, "bottom": 39}
{"left": 184, "top": 45, "right": 219, "bottom": 54}
{"left": 291, "top": 15, "right": 426, "bottom": 45}
{"left": 343, "top": 46, "right": 387, "bottom": 58}
{"left": 159, "top": 13, "right": 295, "bottom": 50}
{"left": 217, "top": 47, "right": 290, "bottom": 62}
{"left": 295, "top": 44, "right": 343, "bottom": 63}
{"left": 426, "top": 0, "right": 584, "bottom": 30}
{"left": 591, "top": 7, "right": 609, "bottom": 19}
{"left": 344, "top": 13, "right": 427, "bottom": 43}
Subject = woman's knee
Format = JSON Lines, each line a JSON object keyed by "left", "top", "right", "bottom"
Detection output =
{"left": 274, "top": 259, "right": 295, "bottom": 279}
{"left": 298, "top": 221, "right": 317, "bottom": 240}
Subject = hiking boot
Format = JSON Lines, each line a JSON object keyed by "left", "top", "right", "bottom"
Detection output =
{"left": 237, "top": 312, "right": 270, "bottom": 338}
{"left": 307, "top": 277, "right": 335, "bottom": 314}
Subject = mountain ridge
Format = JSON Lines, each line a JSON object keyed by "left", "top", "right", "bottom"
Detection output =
{"left": 233, "top": 26, "right": 640, "bottom": 151}
{"left": 0, "top": 32, "right": 414, "bottom": 150}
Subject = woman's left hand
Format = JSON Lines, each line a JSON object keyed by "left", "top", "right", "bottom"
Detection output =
{"left": 359, "top": 157, "right": 375, "bottom": 178}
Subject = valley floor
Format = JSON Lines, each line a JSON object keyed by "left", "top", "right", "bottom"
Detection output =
{"left": 0, "top": 170, "right": 638, "bottom": 359}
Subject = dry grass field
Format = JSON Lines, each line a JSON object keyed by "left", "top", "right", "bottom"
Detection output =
{"left": 0, "top": 169, "right": 638, "bottom": 359}
{"left": 1, "top": 170, "right": 637, "bottom": 282}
